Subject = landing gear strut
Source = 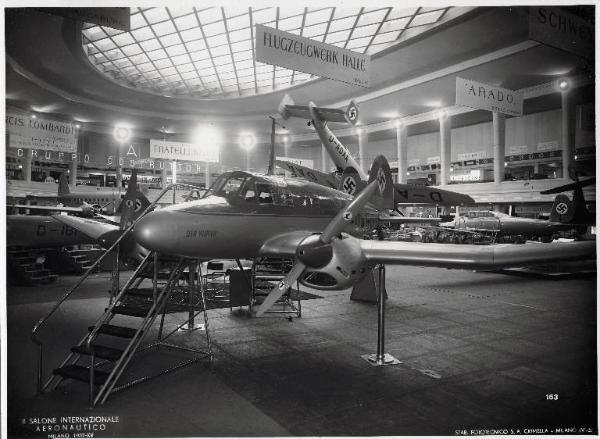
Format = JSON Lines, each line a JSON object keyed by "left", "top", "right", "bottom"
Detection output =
{"left": 361, "top": 264, "right": 401, "bottom": 366}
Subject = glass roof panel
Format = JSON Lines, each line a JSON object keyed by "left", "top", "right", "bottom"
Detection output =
{"left": 83, "top": 6, "right": 453, "bottom": 99}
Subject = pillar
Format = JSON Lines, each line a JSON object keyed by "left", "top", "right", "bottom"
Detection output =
{"left": 396, "top": 123, "right": 408, "bottom": 184}
{"left": 321, "top": 145, "right": 328, "bottom": 172}
{"left": 23, "top": 149, "right": 33, "bottom": 182}
{"left": 358, "top": 129, "right": 366, "bottom": 174}
{"left": 493, "top": 112, "right": 506, "bottom": 184}
{"left": 161, "top": 164, "right": 168, "bottom": 189}
{"left": 205, "top": 162, "right": 210, "bottom": 189}
{"left": 439, "top": 115, "right": 451, "bottom": 186}
{"left": 115, "top": 145, "right": 122, "bottom": 188}
{"left": 533, "top": 163, "right": 540, "bottom": 174}
{"left": 561, "top": 91, "right": 570, "bottom": 179}
{"left": 70, "top": 156, "right": 78, "bottom": 188}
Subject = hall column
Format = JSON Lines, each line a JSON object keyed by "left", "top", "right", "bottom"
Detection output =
{"left": 161, "top": 164, "right": 168, "bottom": 189}
{"left": 23, "top": 149, "right": 33, "bottom": 182}
{"left": 561, "top": 87, "right": 571, "bottom": 179}
{"left": 205, "top": 162, "right": 210, "bottom": 189}
{"left": 395, "top": 122, "right": 407, "bottom": 184}
{"left": 493, "top": 112, "right": 506, "bottom": 184}
{"left": 321, "top": 145, "right": 328, "bottom": 173}
{"left": 357, "top": 127, "right": 366, "bottom": 174}
{"left": 70, "top": 156, "right": 78, "bottom": 188}
{"left": 439, "top": 113, "right": 451, "bottom": 186}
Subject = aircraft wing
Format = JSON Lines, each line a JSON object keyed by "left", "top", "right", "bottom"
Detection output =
{"left": 281, "top": 105, "right": 348, "bottom": 123}
{"left": 394, "top": 184, "right": 475, "bottom": 206}
{"left": 360, "top": 239, "right": 596, "bottom": 269}
{"left": 8, "top": 204, "right": 92, "bottom": 215}
{"left": 259, "top": 231, "right": 315, "bottom": 257}
{"left": 379, "top": 215, "right": 442, "bottom": 224}
{"left": 275, "top": 160, "right": 339, "bottom": 188}
{"left": 51, "top": 214, "right": 118, "bottom": 241}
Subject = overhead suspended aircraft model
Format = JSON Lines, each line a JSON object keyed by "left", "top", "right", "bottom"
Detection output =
{"left": 277, "top": 95, "right": 475, "bottom": 207}
{"left": 133, "top": 155, "right": 595, "bottom": 317}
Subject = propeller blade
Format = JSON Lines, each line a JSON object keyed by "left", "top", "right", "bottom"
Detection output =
{"left": 254, "top": 261, "right": 306, "bottom": 317}
{"left": 321, "top": 180, "right": 378, "bottom": 243}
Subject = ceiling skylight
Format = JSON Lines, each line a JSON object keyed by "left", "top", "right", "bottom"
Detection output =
{"left": 82, "top": 6, "right": 451, "bottom": 99}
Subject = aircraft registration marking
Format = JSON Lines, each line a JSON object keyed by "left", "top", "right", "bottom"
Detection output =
{"left": 328, "top": 135, "right": 349, "bottom": 163}
{"left": 185, "top": 230, "right": 217, "bottom": 238}
{"left": 36, "top": 225, "right": 77, "bottom": 237}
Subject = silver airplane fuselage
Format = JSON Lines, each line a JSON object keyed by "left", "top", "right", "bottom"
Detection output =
{"left": 134, "top": 171, "right": 365, "bottom": 259}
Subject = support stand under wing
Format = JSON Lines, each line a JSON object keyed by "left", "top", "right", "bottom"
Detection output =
{"left": 361, "top": 264, "right": 401, "bottom": 367}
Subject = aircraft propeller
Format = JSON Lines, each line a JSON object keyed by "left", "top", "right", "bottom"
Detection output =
{"left": 254, "top": 167, "right": 382, "bottom": 317}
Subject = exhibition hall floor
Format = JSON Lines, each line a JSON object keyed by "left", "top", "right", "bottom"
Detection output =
{"left": 6, "top": 265, "right": 597, "bottom": 436}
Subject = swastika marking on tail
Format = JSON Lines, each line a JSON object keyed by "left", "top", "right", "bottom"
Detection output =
{"left": 342, "top": 176, "right": 357, "bottom": 195}
{"left": 555, "top": 202, "right": 569, "bottom": 215}
{"left": 377, "top": 168, "right": 386, "bottom": 194}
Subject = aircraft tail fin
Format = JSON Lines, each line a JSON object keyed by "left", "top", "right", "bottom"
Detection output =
{"left": 119, "top": 169, "right": 151, "bottom": 230}
{"left": 367, "top": 156, "right": 394, "bottom": 211}
{"left": 338, "top": 166, "right": 366, "bottom": 196}
{"left": 58, "top": 173, "right": 70, "bottom": 195}
{"left": 278, "top": 94, "right": 359, "bottom": 125}
{"left": 542, "top": 177, "right": 594, "bottom": 224}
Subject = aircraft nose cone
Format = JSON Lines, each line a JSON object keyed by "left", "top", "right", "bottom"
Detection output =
{"left": 134, "top": 210, "right": 178, "bottom": 254}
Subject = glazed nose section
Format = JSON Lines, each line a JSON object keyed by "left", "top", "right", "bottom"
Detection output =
{"left": 134, "top": 210, "right": 178, "bottom": 254}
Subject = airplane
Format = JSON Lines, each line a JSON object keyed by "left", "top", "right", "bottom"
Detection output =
{"left": 434, "top": 176, "right": 597, "bottom": 242}
{"left": 277, "top": 95, "right": 475, "bottom": 207}
{"left": 11, "top": 173, "right": 133, "bottom": 215}
{"left": 8, "top": 170, "right": 151, "bottom": 265}
{"left": 132, "top": 155, "right": 595, "bottom": 317}
{"left": 8, "top": 170, "right": 150, "bottom": 225}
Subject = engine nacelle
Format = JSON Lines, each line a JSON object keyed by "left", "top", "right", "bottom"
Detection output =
{"left": 299, "top": 233, "right": 372, "bottom": 290}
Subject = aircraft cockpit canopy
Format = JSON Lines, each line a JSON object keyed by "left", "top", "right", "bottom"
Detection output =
{"left": 204, "top": 171, "right": 352, "bottom": 214}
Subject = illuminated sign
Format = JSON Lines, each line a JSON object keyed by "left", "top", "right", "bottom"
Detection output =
{"left": 508, "top": 145, "right": 528, "bottom": 155}
{"left": 537, "top": 140, "right": 558, "bottom": 151}
{"left": 450, "top": 170, "right": 482, "bottom": 182}
{"left": 6, "top": 113, "right": 78, "bottom": 152}
{"left": 255, "top": 24, "right": 371, "bottom": 88}
{"left": 150, "top": 139, "right": 219, "bottom": 163}
{"left": 426, "top": 156, "right": 440, "bottom": 165}
{"left": 529, "top": 7, "right": 593, "bottom": 59}
{"left": 276, "top": 156, "right": 314, "bottom": 168}
{"left": 455, "top": 77, "right": 523, "bottom": 117}
{"left": 457, "top": 151, "right": 485, "bottom": 161}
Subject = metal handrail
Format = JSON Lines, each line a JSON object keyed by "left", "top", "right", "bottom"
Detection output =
{"left": 31, "top": 182, "right": 193, "bottom": 393}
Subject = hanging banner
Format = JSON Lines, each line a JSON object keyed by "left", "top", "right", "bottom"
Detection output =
{"left": 529, "top": 6, "right": 593, "bottom": 60}
{"left": 35, "top": 7, "right": 131, "bottom": 31}
{"left": 255, "top": 24, "right": 371, "bottom": 88}
{"left": 455, "top": 77, "right": 523, "bottom": 117}
{"left": 6, "top": 113, "right": 78, "bottom": 152}
{"left": 150, "top": 139, "right": 219, "bottom": 163}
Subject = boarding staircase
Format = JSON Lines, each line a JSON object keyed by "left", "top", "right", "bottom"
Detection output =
{"left": 60, "top": 245, "right": 105, "bottom": 274}
{"left": 32, "top": 182, "right": 212, "bottom": 407}
{"left": 6, "top": 246, "right": 58, "bottom": 285}
{"left": 251, "top": 257, "right": 301, "bottom": 317}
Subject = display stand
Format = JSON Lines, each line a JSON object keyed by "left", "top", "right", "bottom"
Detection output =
{"left": 361, "top": 264, "right": 401, "bottom": 366}
{"left": 179, "top": 261, "right": 205, "bottom": 331}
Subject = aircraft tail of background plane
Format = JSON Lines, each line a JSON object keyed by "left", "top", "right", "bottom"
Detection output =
{"left": 338, "top": 166, "right": 366, "bottom": 196}
{"left": 541, "top": 177, "right": 595, "bottom": 224}
{"left": 118, "top": 169, "right": 151, "bottom": 230}
{"left": 367, "top": 156, "right": 394, "bottom": 211}
{"left": 58, "top": 173, "right": 70, "bottom": 196}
